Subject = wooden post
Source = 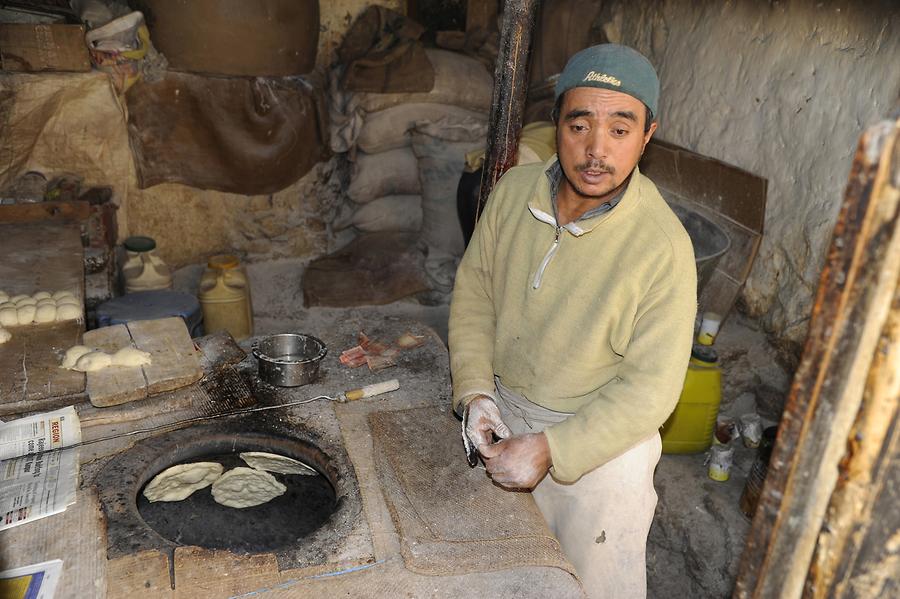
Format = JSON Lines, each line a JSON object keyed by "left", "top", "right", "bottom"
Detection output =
{"left": 475, "top": 0, "right": 541, "bottom": 219}
{"left": 733, "top": 116, "right": 900, "bottom": 598}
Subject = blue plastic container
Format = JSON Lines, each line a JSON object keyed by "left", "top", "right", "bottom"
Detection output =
{"left": 96, "top": 290, "right": 203, "bottom": 337}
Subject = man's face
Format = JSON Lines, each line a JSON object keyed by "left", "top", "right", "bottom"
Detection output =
{"left": 556, "top": 86, "right": 658, "bottom": 202}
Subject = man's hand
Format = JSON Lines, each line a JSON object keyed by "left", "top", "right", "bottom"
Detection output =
{"left": 479, "top": 432, "right": 552, "bottom": 489}
{"left": 464, "top": 395, "right": 512, "bottom": 448}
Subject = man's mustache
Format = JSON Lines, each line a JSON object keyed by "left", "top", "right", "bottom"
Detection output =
{"left": 575, "top": 160, "right": 615, "bottom": 174}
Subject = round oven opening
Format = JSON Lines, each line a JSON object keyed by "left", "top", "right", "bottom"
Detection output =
{"left": 135, "top": 433, "right": 338, "bottom": 553}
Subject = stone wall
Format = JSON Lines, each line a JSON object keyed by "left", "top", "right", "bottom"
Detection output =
{"left": 594, "top": 0, "right": 899, "bottom": 352}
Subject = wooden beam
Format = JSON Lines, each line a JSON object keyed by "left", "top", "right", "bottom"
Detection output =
{"left": 734, "top": 117, "right": 900, "bottom": 598}
{"left": 475, "top": 0, "right": 541, "bottom": 219}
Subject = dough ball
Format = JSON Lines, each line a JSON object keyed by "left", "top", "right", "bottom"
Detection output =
{"left": 239, "top": 452, "right": 317, "bottom": 476}
{"left": 16, "top": 305, "right": 36, "bottom": 325}
{"left": 14, "top": 297, "right": 36, "bottom": 307}
{"left": 32, "top": 291, "right": 52, "bottom": 300}
{"left": 34, "top": 304, "right": 57, "bottom": 323}
{"left": 36, "top": 298, "right": 56, "bottom": 307}
{"left": 111, "top": 347, "right": 152, "bottom": 367}
{"left": 0, "top": 292, "right": 8, "bottom": 303}
{"left": 56, "top": 304, "right": 81, "bottom": 321}
{"left": 55, "top": 296, "right": 79, "bottom": 307}
{"left": 0, "top": 308, "right": 17, "bottom": 327}
{"left": 211, "top": 467, "right": 286, "bottom": 508}
{"left": 9, "top": 294, "right": 29, "bottom": 304}
{"left": 73, "top": 351, "right": 112, "bottom": 372}
{"left": 0, "top": 302, "right": 15, "bottom": 311}
{"left": 62, "top": 345, "right": 95, "bottom": 369}
{"left": 143, "top": 462, "right": 224, "bottom": 502}
{"left": 52, "top": 290, "right": 75, "bottom": 301}
{"left": 0, "top": 328, "right": 10, "bottom": 344}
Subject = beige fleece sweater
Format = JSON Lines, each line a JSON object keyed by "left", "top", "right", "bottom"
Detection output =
{"left": 448, "top": 157, "right": 697, "bottom": 482}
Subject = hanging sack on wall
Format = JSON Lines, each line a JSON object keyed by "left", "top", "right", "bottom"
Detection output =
{"left": 411, "top": 116, "right": 488, "bottom": 292}
{"left": 347, "top": 147, "right": 421, "bottom": 204}
{"left": 357, "top": 103, "right": 487, "bottom": 154}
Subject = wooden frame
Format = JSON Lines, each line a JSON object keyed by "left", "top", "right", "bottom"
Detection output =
{"left": 734, "top": 115, "right": 900, "bottom": 598}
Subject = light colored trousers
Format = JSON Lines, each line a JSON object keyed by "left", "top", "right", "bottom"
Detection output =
{"left": 494, "top": 379, "right": 662, "bottom": 599}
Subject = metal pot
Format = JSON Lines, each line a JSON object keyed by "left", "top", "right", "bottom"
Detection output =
{"left": 251, "top": 333, "right": 327, "bottom": 387}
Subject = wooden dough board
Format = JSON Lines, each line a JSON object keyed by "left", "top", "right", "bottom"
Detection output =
{"left": 0, "top": 223, "right": 86, "bottom": 415}
{"left": 83, "top": 317, "right": 202, "bottom": 407}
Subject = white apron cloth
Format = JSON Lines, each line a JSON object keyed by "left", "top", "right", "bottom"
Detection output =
{"left": 494, "top": 378, "right": 662, "bottom": 599}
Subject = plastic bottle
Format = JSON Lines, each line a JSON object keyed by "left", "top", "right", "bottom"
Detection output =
{"left": 122, "top": 236, "right": 173, "bottom": 293}
{"left": 197, "top": 254, "right": 253, "bottom": 341}
{"left": 660, "top": 344, "right": 723, "bottom": 454}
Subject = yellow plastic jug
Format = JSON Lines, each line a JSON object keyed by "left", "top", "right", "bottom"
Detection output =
{"left": 661, "top": 344, "right": 722, "bottom": 454}
{"left": 197, "top": 254, "right": 254, "bottom": 341}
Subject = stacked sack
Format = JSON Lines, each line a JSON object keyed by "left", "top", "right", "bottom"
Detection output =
{"left": 330, "top": 48, "right": 493, "bottom": 298}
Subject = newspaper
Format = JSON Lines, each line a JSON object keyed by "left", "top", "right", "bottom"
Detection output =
{"left": 0, "top": 406, "right": 82, "bottom": 462}
{"left": 1, "top": 448, "right": 78, "bottom": 531}
{"left": 0, "top": 407, "right": 81, "bottom": 531}
{"left": 0, "top": 559, "right": 63, "bottom": 599}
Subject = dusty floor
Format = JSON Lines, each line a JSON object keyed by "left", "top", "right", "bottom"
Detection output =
{"left": 175, "top": 258, "right": 792, "bottom": 598}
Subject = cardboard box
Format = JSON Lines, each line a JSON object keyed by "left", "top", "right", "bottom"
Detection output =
{"left": 0, "top": 23, "right": 91, "bottom": 72}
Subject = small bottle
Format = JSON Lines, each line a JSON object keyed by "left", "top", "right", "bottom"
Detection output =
{"left": 697, "top": 311, "right": 722, "bottom": 346}
{"left": 122, "top": 236, "right": 172, "bottom": 294}
{"left": 708, "top": 443, "right": 734, "bottom": 482}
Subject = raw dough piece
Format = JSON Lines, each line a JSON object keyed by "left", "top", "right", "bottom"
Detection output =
{"left": 14, "top": 297, "right": 36, "bottom": 307}
{"left": 0, "top": 291, "right": 8, "bottom": 303}
{"left": 0, "top": 302, "right": 14, "bottom": 310}
{"left": 16, "top": 305, "right": 36, "bottom": 325}
{"left": 62, "top": 345, "right": 95, "bottom": 369}
{"left": 52, "top": 290, "right": 74, "bottom": 301}
{"left": 9, "top": 294, "right": 29, "bottom": 304}
{"left": 0, "top": 328, "right": 10, "bottom": 344}
{"left": 239, "top": 452, "right": 317, "bottom": 475}
{"left": 56, "top": 304, "right": 81, "bottom": 321}
{"left": 0, "top": 309, "right": 16, "bottom": 327}
{"left": 32, "top": 291, "right": 51, "bottom": 300}
{"left": 56, "top": 297, "right": 79, "bottom": 307}
{"left": 34, "top": 304, "right": 57, "bottom": 323}
{"left": 143, "top": 462, "right": 225, "bottom": 502}
{"left": 36, "top": 298, "right": 56, "bottom": 307}
{"left": 211, "top": 467, "right": 286, "bottom": 508}
{"left": 111, "top": 347, "right": 152, "bottom": 367}
{"left": 73, "top": 351, "right": 112, "bottom": 372}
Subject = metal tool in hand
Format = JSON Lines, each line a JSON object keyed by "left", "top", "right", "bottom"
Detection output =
{"left": 52, "top": 379, "right": 401, "bottom": 453}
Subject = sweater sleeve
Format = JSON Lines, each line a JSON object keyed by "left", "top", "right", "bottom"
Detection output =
{"left": 448, "top": 185, "right": 503, "bottom": 414}
{"left": 543, "top": 253, "right": 697, "bottom": 483}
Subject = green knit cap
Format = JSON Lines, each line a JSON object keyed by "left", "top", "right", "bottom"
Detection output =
{"left": 554, "top": 44, "right": 660, "bottom": 119}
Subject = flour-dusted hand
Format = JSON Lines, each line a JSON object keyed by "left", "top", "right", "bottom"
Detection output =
{"left": 480, "top": 432, "right": 552, "bottom": 490}
{"left": 463, "top": 395, "right": 512, "bottom": 450}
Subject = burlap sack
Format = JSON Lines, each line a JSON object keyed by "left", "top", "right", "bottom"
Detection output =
{"left": 353, "top": 194, "right": 423, "bottom": 233}
{"left": 357, "top": 103, "right": 487, "bottom": 154}
{"left": 356, "top": 49, "right": 493, "bottom": 114}
{"left": 411, "top": 116, "right": 487, "bottom": 293}
{"left": 347, "top": 147, "right": 421, "bottom": 204}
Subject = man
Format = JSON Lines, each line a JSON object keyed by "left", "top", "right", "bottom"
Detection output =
{"left": 448, "top": 44, "right": 697, "bottom": 598}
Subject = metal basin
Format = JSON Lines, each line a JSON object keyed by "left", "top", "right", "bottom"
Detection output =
{"left": 669, "top": 203, "right": 731, "bottom": 292}
{"left": 252, "top": 333, "right": 327, "bottom": 387}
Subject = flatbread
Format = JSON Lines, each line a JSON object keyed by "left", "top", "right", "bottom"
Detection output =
{"left": 143, "top": 462, "right": 224, "bottom": 502}
{"left": 211, "top": 467, "right": 286, "bottom": 508}
{"left": 239, "top": 452, "right": 317, "bottom": 476}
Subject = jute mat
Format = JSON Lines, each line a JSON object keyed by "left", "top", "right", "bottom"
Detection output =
{"left": 369, "top": 406, "right": 578, "bottom": 578}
